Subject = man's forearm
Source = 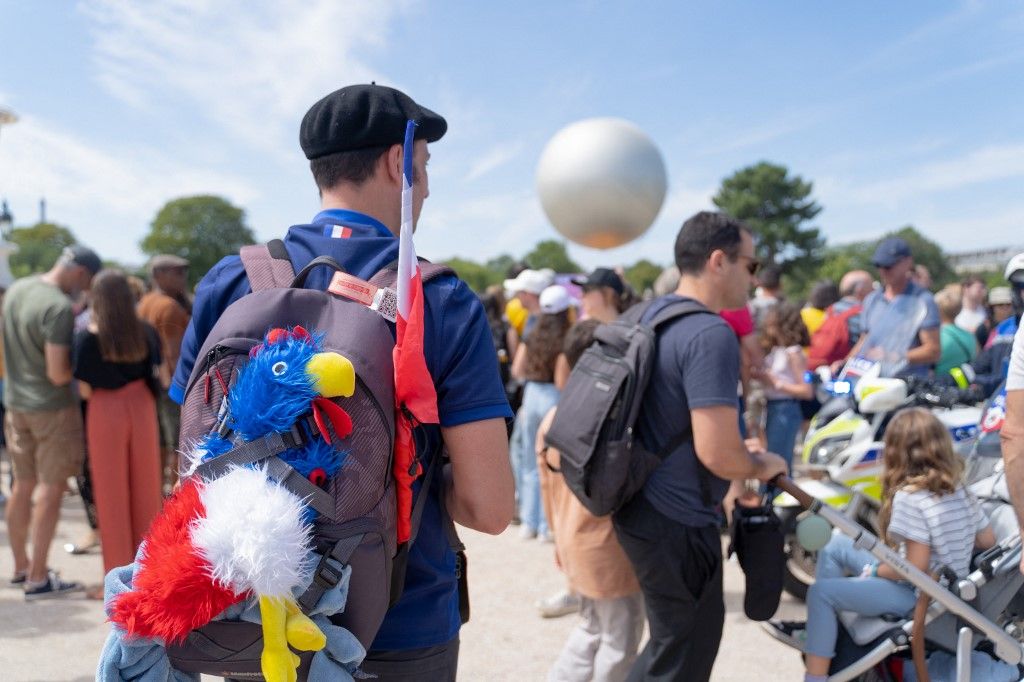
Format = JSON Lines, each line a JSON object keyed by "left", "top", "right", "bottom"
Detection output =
{"left": 1002, "top": 398, "right": 1024, "bottom": 528}
{"left": 906, "top": 345, "right": 939, "bottom": 365}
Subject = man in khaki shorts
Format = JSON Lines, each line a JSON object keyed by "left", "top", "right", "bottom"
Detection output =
{"left": 3, "top": 245, "right": 100, "bottom": 599}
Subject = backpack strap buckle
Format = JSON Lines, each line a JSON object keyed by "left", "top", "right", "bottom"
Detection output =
{"left": 297, "top": 534, "right": 365, "bottom": 613}
{"left": 282, "top": 422, "right": 307, "bottom": 450}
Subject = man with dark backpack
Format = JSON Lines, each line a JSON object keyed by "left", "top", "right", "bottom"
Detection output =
{"left": 169, "top": 84, "right": 514, "bottom": 680}
{"left": 610, "top": 212, "right": 787, "bottom": 681}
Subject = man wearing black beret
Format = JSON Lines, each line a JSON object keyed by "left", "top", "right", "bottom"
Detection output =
{"left": 170, "top": 84, "right": 515, "bottom": 680}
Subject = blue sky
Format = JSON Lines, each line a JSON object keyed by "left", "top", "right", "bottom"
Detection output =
{"left": 1, "top": 1, "right": 1022, "bottom": 271}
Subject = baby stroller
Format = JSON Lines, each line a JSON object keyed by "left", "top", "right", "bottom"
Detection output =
{"left": 770, "top": 475, "right": 1024, "bottom": 682}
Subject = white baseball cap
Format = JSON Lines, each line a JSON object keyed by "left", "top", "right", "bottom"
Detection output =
{"left": 539, "top": 285, "right": 573, "bottom": 314}
{"left": 504, "top": 268, "right": 554, "bottom": 295}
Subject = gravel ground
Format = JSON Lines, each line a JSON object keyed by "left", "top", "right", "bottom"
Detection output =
{"left": 0, "top": 492, "right": 806, "bottom": 681}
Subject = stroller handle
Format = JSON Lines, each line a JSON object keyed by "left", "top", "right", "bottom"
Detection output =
{"left": 771, "top": 475, "right": 815, "bottom": 508}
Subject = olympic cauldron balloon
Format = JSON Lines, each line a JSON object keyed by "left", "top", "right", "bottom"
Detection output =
{"left": 536, "top": 118, "right": 667, "bottom": 250}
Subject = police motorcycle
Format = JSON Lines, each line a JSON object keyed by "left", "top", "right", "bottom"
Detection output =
{"left": 776, "top": 296, "right": 983, "bottom": 600}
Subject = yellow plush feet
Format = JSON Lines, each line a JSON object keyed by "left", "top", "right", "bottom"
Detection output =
{"left": 259, "top": 596, "right": 326, "bottom": 682}
{"left": 284, "top": 598, "right": 327, "bottom": 651}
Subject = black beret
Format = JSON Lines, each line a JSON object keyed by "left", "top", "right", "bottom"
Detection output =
{"left": 300, "top": 84, "right": 447, "bottom": 160}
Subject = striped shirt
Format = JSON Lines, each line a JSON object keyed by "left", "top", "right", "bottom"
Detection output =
{"left": 888, "top": 487, "right": 988, "bottom": 577}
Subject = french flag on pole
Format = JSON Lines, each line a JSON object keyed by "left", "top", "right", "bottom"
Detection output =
{"left": 393, "top": 120, "right": 438, "bottom": 544}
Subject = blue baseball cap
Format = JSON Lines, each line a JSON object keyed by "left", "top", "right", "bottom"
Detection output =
{"left": 872, "top": 237, "right": 912, "bottom": 268}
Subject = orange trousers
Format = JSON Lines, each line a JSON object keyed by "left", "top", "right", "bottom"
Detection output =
{"left": 87, "top": 379, "right": 163, "bottom": 574}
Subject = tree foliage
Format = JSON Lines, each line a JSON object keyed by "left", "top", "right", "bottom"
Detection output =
{"left": 524, "top": 240, "right": 582, "bottom": 274}
{"left": 8, "top": 222, "right": 77, "bottom": 278}
{"left": 713, "top": 162, "right": 824, "bottom": 289}
{"left": 443, "top": 257, "right": 504, "bottom": 293}
{"left": 140, "top": 195, "right": 255, "bottom": 286}
{"left": 624, "top": 259, "right": 663, "bottom": 294}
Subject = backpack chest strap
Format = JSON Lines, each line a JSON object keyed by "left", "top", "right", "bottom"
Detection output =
{"left": 191, "top": 429, "right": 338, "bottom": 520}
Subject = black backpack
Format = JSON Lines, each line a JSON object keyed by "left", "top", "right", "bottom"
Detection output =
{"left": 544, "top": 298, "right": 714, "bottom": 516}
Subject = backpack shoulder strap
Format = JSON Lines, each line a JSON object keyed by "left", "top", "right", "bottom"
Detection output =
{"left": 369, "top": 257, "right": 455, "bottom": 289}
{"left": 620, "top": 298, "right": 713, "bottom": 330}
{"left": 648, "top": 299, "right": 713, "bottom": 330}
{"left": 240, "top": 239, "right": 295, "bottom": 292}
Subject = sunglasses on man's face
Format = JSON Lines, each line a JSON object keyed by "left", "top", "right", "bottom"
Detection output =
{"left": 736, "top": 256, "right": 760, "bottom": 276}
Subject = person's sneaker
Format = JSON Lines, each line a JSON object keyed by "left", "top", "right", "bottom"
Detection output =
{"left": 535, "top": 590, "right": 581, "bottom": 618}
{"left": 518, "top": 526, "right": 538, "bottom": 540}
{"left": 24, "top": 571, "right": 84, "bottom": 601}
{"left": 9, "top": 570, "right": 27, "bottom": 586}
{"left": 538, "top": 530, "right": 554, "bottom": 544}
{"left": 762, "top": 620, "right": 807, "bottom": 650}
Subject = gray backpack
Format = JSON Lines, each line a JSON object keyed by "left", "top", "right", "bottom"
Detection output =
{"left": 166, "top": 241, "right": 460, "bottom": 679}
{"left": 544, "top": 298, "right": 714, "bottom": 517}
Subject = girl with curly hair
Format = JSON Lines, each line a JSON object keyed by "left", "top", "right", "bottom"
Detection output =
{"left": 770, "top": 408, "right": 996, "bottom": 681}
{"left": 754, "top": 301, "right": 812, "bottom": 471}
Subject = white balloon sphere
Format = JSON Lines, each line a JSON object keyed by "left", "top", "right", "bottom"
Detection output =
{"left": 536, "top": 118, "right": 667, "bottom": 250}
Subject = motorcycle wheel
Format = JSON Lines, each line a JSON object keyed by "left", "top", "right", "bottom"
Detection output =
{"left": 783, "top": 541, "right": 816, "bottom": 601}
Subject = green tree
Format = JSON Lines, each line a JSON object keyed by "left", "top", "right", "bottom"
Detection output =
{"left": 523, "top": 240, "right": 581, "bottom": 274}
{"left": 624, "top": 259, "right": 664, "bottom": 294}
{"left": 442, "top": 257, "right": 503, "bottom": 293}
{"left": 8, "top": 222, "right": 77, "bottom": 278}
{"left": 140, "top": 195, "right": 255, "bottom": 286}
{"left": 485, "top": 254, "right": 519, "bottom": 278}
{"left": 812, "top": 225, "right": 955, "bottom": 292}
{"left": 712, "top": 162, "right": 824, "bottom": 289}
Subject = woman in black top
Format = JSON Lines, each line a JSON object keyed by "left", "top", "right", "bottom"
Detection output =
{"left": 72, "top": 270, "right": 163, "bottom": 596}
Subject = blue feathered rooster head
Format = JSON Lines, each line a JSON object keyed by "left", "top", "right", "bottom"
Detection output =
{"left": 228, "top": 326, "right": 356, "bottom": 441}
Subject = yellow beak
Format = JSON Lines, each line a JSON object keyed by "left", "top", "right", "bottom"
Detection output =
{"left": 305, "top": 352, "right": 355, "bottom": 398}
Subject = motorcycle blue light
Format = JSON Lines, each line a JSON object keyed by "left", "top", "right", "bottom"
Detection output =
{"left": 831, "top": 381, "right": 852, "bottom": 395}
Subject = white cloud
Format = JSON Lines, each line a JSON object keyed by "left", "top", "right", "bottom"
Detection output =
{"left": 834, "top": 143, "right": 1024, "bottom": 206}
{"left": 847, "top": 2, "right": 984, "bottom": 76}
{"left": 79, "top": 0, "right": 404, "bottom": 159}
{"left": 0, "top": 115, "right": 257, "bottom": 262}
{"left": 464, "top": 142, "right": 524, "bottom": 182}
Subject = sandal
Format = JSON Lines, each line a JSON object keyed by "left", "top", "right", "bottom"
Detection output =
{"left": 10, "top": 570, "right": 27, "bottom": 586}
{"left": 64, "top": 531, "right": 100, "bottom": 555}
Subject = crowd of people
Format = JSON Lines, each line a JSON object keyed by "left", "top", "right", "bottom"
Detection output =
{"left": 1, "top": 248, "right": 192, "bottom": 600}
{"left": 484, "top": 229, "right": 1024, "bottom": 681}
{"left": 1, "top": 82, "right": 1023, "bottom": 682}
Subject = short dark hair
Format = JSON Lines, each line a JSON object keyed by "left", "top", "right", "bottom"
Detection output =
{"left": 309, "top": 145, "right": 390, "bottom": 192}
{"left": 961, "top": 275, "right": 984, "bottom": 288}
{"left": 673, "top": 211, "right": 751, "bottom": 276}
{"left": 809, "top": 280, "right": 840, "bottom": 310}
{"left": 562, "top": 319, "right": 600, "bottom": 369}
{"left": 758, "top": 264, "right": 783, "bottom": 289}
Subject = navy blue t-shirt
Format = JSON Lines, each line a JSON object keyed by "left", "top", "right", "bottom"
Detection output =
{"left": 171, "top": 209, "right": 513, "bottom": 651}
{"left": 635, "top": 296, "right": 740, "bottom": 527}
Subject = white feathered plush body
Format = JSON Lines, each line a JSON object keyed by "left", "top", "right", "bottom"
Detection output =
{"left": 108, "top": 466, "right": 316, "bottom": 644}
{"left": 192, "top": 466, "right": 314, "bottom": 598}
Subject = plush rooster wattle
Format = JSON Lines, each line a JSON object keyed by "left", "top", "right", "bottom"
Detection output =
{"left": 109, "top": 326, "right": 355, "bottom": 682}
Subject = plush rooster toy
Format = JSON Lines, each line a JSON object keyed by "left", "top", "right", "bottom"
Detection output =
{"left": 109, "top": 326, "right": 356, "bottom": 682}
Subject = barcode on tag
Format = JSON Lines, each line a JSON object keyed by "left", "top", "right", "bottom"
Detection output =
{"left": 371, "top": 287, "right": 398, "bottom": 323}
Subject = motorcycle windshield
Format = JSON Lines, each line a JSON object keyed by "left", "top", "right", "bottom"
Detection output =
{"left": 839, "top": 295, "right": 927, "bottom": 386}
